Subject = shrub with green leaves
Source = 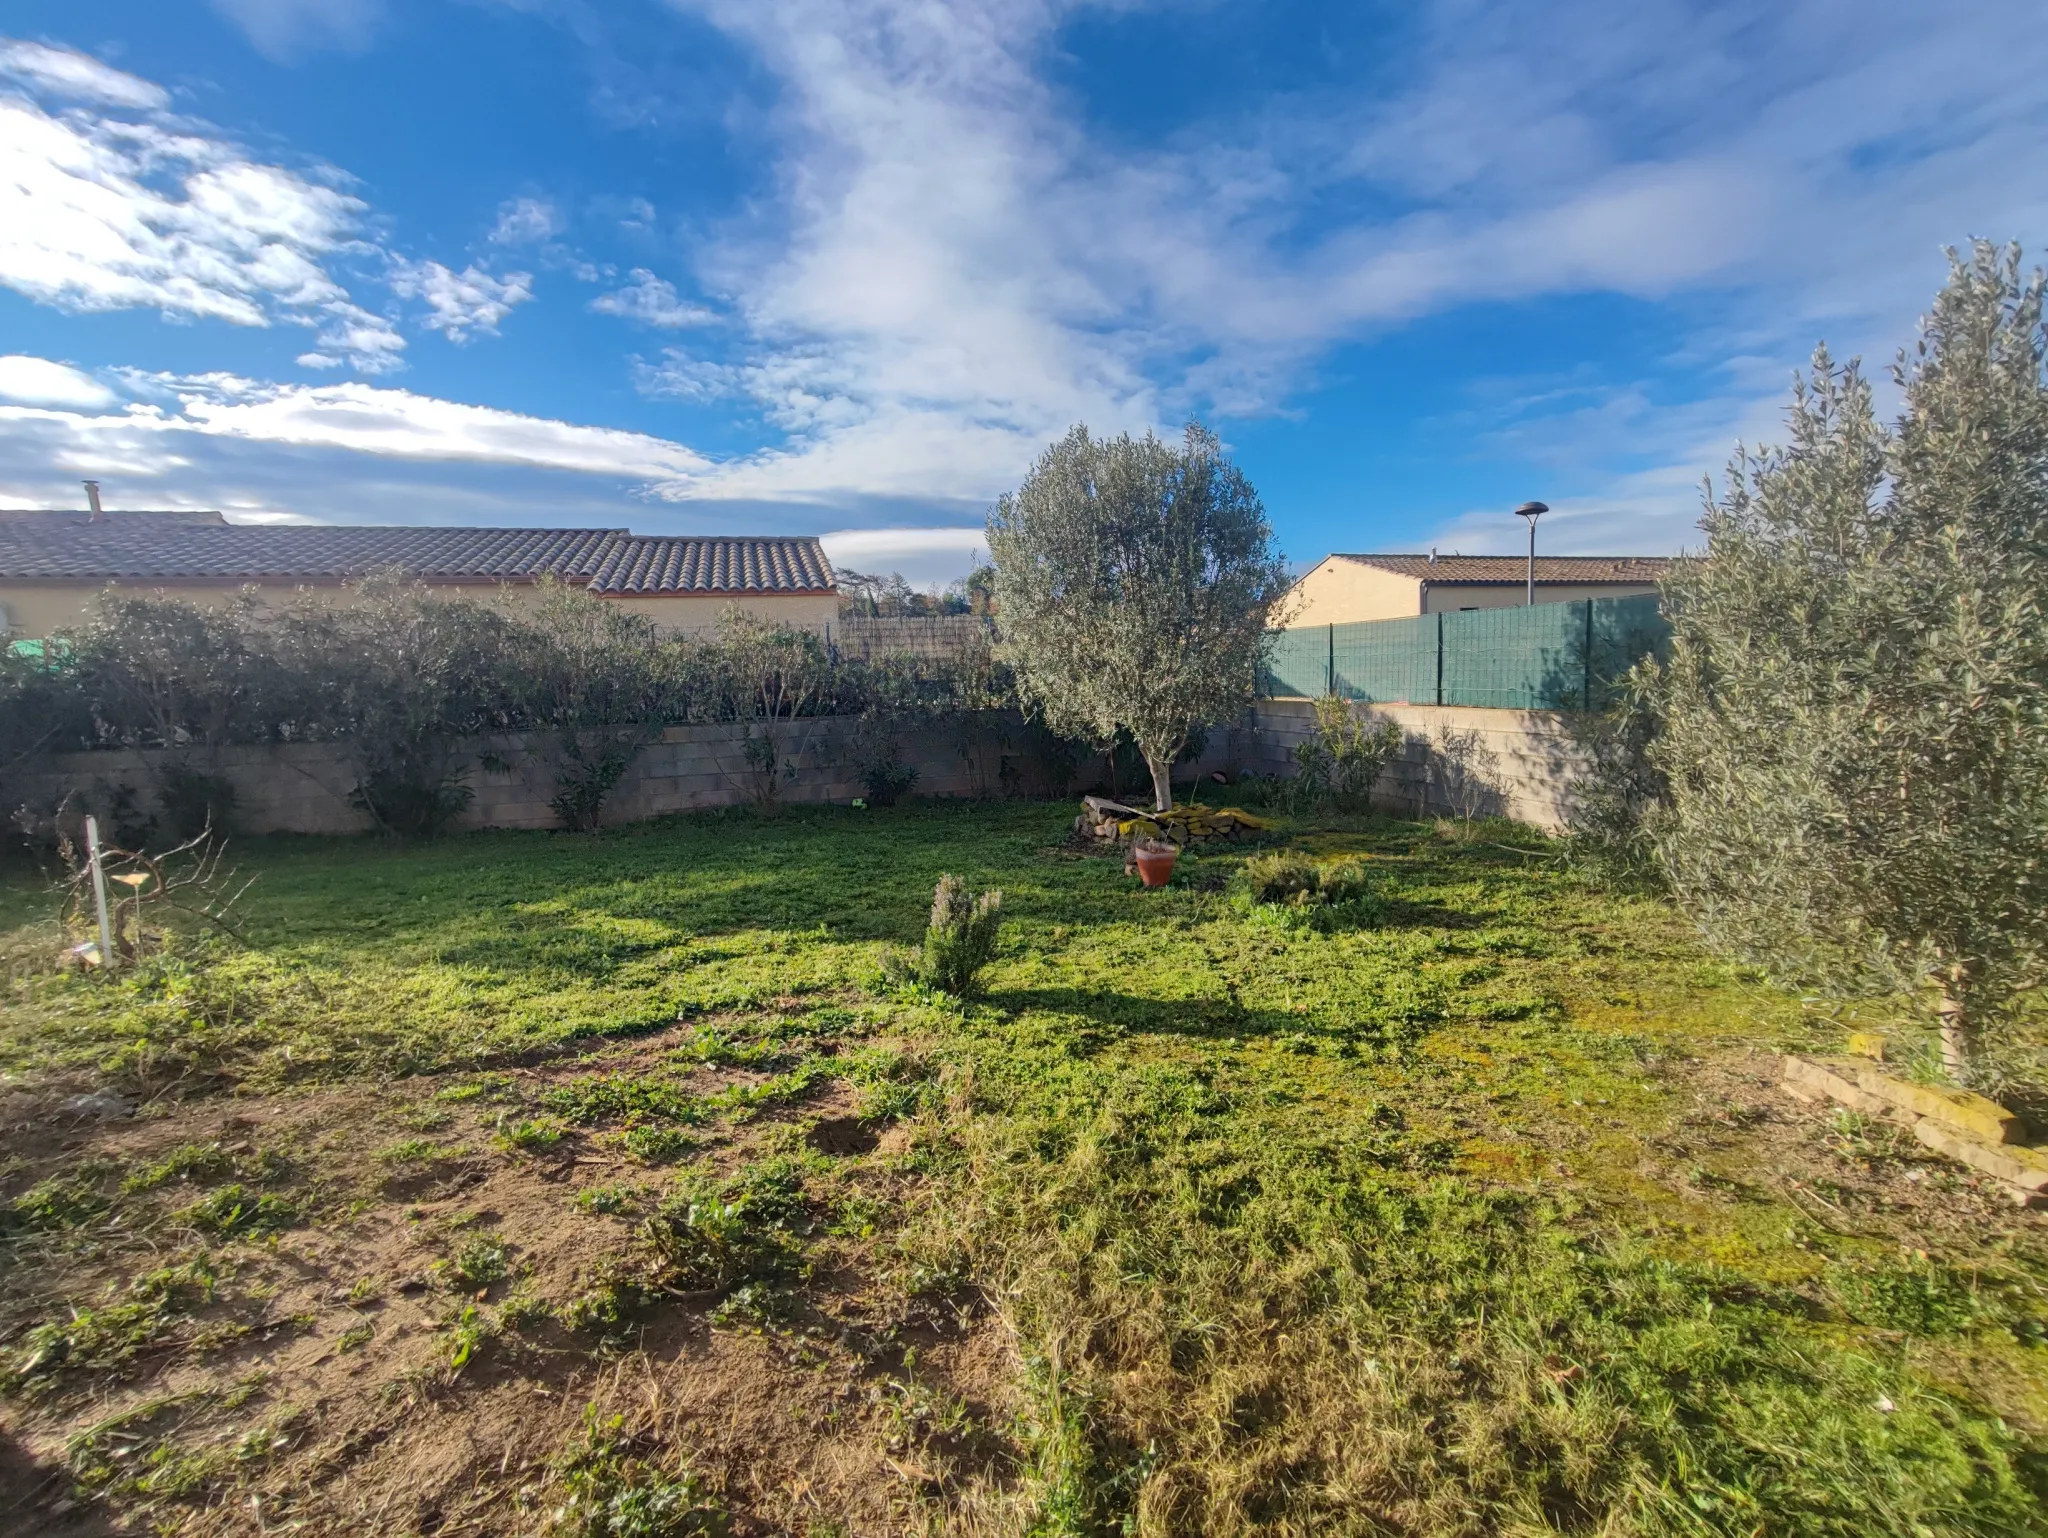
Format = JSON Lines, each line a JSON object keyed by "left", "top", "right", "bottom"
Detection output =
{"left": 1234, "top": 852, "right": 1376, "bottom": 908}
{"left": 1646, "top": 242, "right": 2048, "bottom": 1082}
{"left": 1289, "top": 695, "right": 1404, "bottom": 812}
{"left": 919, "top": 873, "right": 1002, "bottom": 997}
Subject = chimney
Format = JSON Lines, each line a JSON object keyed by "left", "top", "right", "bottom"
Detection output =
{"left": 84, "top": 480, "right": 104, "bottom": 521}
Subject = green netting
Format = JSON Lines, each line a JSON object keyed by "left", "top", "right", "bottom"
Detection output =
{"left": 1333, "top": 613, "right": 1437, "bottom": 704}
{"left": 1586, "top": 593, "right": 1670, "bottom": 705}
{"left": 1261, "top": 596, "right": 1671, "bottom": 707}
{"left": 1262, "top": 624, "right": 1332, "bottom": 699}
{"left": 1440, "top": 602, "right": 1587, "bottom": 709}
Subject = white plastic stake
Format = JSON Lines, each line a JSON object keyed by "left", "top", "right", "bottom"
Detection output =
{"left": 85, "top": 815, "right": 115, "bottom": 968}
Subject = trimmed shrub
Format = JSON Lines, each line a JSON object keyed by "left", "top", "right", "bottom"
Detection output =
{"left": 921, "top": 874, "right": 1003, "bottom": 997}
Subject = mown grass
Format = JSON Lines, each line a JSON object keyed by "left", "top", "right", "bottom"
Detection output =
{"left": 3, "top": 800, "right": 2046, "bottom": 1534}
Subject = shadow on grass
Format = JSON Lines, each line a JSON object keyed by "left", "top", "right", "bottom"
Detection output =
{"left": 994, "top": 984, "right": 1313, "bottom": 1042}
{"left": 0, "top": 1429, "right": 117, "bottom": 1537}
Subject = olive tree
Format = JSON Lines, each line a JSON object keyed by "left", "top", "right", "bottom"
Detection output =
{"left": 1650, "top": 243, "right": 2048, "bottom": 1082}
{"left": 987, "top": 423, "right": 1289, "bottom": 812}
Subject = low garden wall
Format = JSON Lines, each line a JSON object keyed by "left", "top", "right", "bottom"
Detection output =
{"left": 21, "top": 715, "right": 1029, "bottom": 838}
{"left": 23, "top": 702, "right": 1593, "bottom": 838}
{"left": 1221, "top": 700, "right": 1590, "bottom": 832}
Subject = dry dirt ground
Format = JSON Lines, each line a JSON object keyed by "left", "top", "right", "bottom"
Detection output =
{"left": 6, "top": 1019, "right": 2043, "bottom": 1537}
{"left": 1, "top": 1012, "right": 1025, "bottom": 1537}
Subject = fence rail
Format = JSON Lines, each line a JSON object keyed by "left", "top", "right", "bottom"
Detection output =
{"left": 1261, "top": 594, "right": 1669, "bottom": 709}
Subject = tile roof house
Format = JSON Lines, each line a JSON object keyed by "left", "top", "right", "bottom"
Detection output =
{"left": 0, "top": 512, "right": 837, "bottom": 637}
{"left": 1283, "top": 552, "right": 1673, "bottom": 627}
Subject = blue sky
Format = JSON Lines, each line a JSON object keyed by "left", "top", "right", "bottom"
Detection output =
{"left": 1, "top": 1, "right": 2044, "bottom": 586}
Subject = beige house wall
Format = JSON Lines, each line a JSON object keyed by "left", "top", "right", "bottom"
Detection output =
{"left": 1282, "top": 558, "right": 1424, "bottom": 626}
{"left": 1419, "top": 580, "right": 1658, "bottom": 613}
{"left": 0, "top": 580, "right": 836, "bottom": 639}
{"left": 1280, "top": 557, "right": 1659, "bottom": 626}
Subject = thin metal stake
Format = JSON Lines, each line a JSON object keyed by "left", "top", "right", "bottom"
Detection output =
{"left": 85, "top": 815, "right": 114, "bottom": 968}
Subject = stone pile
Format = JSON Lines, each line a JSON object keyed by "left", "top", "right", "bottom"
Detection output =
{"left": 1072, "top": 796, "right": 1269, "bottom": 847}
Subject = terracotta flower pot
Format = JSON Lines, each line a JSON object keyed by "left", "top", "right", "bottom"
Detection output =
{"left": 1133, "top": 841, "right": 1178, "bottom": 888}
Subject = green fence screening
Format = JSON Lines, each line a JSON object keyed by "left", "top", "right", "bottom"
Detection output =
{"left": 1260, "top": 593, "right": 1669, "bottom": 709}
{"left": 1333, "top": 612, "right": 1438, "bottom": 705}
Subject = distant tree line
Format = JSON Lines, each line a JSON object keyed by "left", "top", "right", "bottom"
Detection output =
{"left": 835, "top": 565, "right": 995, "bottom": 619}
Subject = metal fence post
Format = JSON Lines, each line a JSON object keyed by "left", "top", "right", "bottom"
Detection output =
{"left": 1582, "top": 600, "right": 1594, "bottom": 710}
{"left": 1326, "top": 623, "right": 1335, "bottom": 698}
{"left": 1434, "top": 612, "right": 1444, "bottom": 706}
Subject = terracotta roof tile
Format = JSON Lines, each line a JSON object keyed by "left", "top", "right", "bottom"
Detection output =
{"left": 1332, "top": 553, "right": 1673, "bottom": 584}
{"left": 0, "top": 520, "right": 835, "bottom": 595}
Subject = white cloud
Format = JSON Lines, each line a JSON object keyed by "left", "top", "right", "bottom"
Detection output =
{"left": 0, "top": 42, "right": 407, "bottom": 371}
{"left": 388, "top": 259, "right": 534, "bottom": 340}
{"left": 637, "top": 0, "right": 2048, "bottom": 535}
{"left": 0, "top": 355, "right": 116, "bottom": 408}
{"left": 0, "top": 40, "right": 168, "bottom": 110}
{"left": 591, "top": 269, "right": 716, "bottom": 328}
{"left": 821, "top": 525, "right": 987, "bottom": 588}
{"left": 490, "top": 196, "right": 563, "bottom": 245}
{"left": 0, "top": 368, "right": 716, "bottom": 521}
{"left": 139, "top": 374, "right": 707, "bottom": 481}
{"left": 210, "top": 0, "right": 385, "bottom": 63}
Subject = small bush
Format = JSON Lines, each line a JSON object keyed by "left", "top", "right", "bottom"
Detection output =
{"left": 920, "top": 874, "right": 1002, "bottom": 997}
{"left": 1288, "top": 696, "right": 1404, "bottom": 811}
{"left": 860, "top": 761, "right": 919, "bottom": 807}
{"left": 349, "top": 769, "right": 474, "bottom": 841}
{"left": 1235, "top": 852, "right": 1318, "bottom": 904}
{"left": 1234, "top": 851, "right": 1377, "bottom": 909}
{"left": 1313, "top": 856, "right": 1374, "bottom": 904}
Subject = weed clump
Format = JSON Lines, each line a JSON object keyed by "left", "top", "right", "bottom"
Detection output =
{"left": 619, "top": 1124, "right": 697, "bottom": 1164}
{"left": 175, "top": 1184, "right": 298, "bottom": 1238}
{"left": 5, "top": 1257, "right": 218, "bottom": 1395}
{"left": 497, "top": 1116, "right": 568, "bottom": 1153}
{"left": 1234, "top": 852, "right": 1376, "bottom": 909}
{"left": 548, "top": 1404, "right": 727, "bottom": 1537}
{"left": 639, "top": 1165, "right": 805, "bottom": 1292}
{"left": 919, "top": 874, "right": 1002, "bottom": 998}
{"left": 440, "top": 1237, "right": 511, "bottom": 1292}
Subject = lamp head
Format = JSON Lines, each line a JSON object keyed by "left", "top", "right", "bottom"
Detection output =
{"left": 1513, "top": 500, "right": 1548, "bottom": 522}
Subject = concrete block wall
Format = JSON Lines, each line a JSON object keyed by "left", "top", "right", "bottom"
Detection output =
{"left": 20, "top": 711, "right": 1049, "bottom": 837}
{"left": 20, "top": 703, "right": 1592, "bottom": 838}
{"left": 1196, "top": 700, "right": 1591, "bottom": 832}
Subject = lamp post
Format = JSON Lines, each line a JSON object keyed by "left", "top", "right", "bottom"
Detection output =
{"left": 1514, "top": 501, "right": 1548, "bottom": 605}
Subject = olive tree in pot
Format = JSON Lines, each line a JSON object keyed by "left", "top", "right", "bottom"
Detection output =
{"left": 986, "top": 423, "right": 1289, "bottom": 813}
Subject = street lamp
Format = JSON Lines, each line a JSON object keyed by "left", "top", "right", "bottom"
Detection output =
{"left": 1514, "top": 501, "right": 1548, "bottom": 605}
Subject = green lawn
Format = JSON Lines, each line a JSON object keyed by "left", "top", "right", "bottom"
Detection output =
{"left": 1, "top": 801, "right": 2044, "bottom": 1536}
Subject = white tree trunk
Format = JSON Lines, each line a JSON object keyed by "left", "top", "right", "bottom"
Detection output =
{"left": 1936, "top": 959, "right": 1976, "bottom": 1081}
{"left": 1146, "top": 754, "right": 1173, "bottom": 812}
